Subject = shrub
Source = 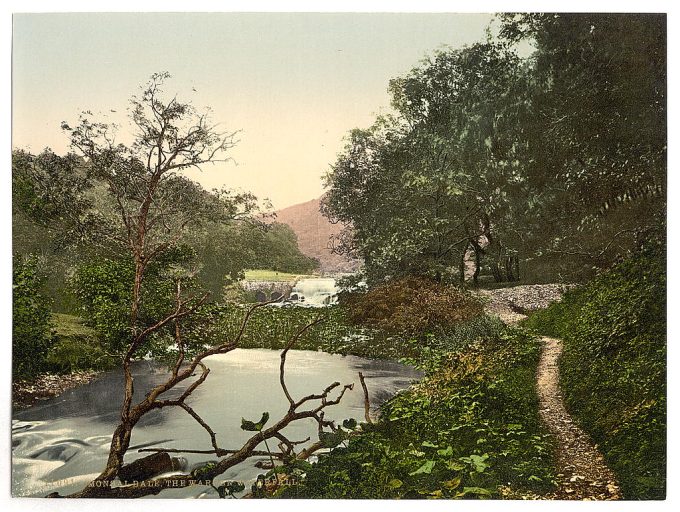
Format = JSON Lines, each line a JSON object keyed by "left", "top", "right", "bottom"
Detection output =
{"left": 69, "top": 258, "right": 135, "bottom": 352}
{"left": 69, "top": 249, "right": 194, "bottom": 353}
{"left": 12, "top": 255, "right": 54, "bottom": 379}
{"left": 343, "top": 276, "right": 484, "bottom": 335}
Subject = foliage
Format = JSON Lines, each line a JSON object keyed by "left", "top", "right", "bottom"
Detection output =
{"left": 524, "top": 247, "right": 666, "bottom": 499}
{"left": 499, "top": 13, "right": 666, "bottom": 281}
{"left": 190, "top": 221, "right": 318, "bottom": 299}
{"left": 68, "top": 244, "right": 203, "bottom": 353}
{"left": 280, "top": 327, "right": 555, "bottom": 499}
{"left": 11, "top": 148, "right": 316, "bottom": 314}
{"left": 11, "top": 149, "right": 92, "bottom": 233}
{"left": 69, "top": 258, "right": 135, "bottom": 352}
{"left": 342, "top": 276, "right": 484, "bottom": 335}
{"left": 46, "top": 314, "right": 117, "bottom": 373}
{"left": 322, "top": 14, "right": 666, "bottom": 284}
{"left": 322, "top": 42, "right": 528, "bottom": 284}
{"left": 213, "top": 303, "right": 503, "bottom": 363}
{"left": 12, "top": 255, "right": 55, "bottom": 380}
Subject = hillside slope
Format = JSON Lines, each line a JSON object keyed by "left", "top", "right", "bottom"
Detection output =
{"left": 273, "top": 197, "right": 360, "bottom": 273}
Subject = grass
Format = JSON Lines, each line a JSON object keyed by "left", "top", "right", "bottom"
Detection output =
{"left": 243, "top": 269, "right": 315, "bottom": 281}
{"left": 52, "top": 313, "right": 98, "bottom": 337}
{"left": 47, "top": 313, "right": 117, "bottom": 373}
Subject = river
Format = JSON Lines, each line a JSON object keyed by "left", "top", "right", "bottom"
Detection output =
{"left": 12, "top": 348, "right": 421, "bottom": 498}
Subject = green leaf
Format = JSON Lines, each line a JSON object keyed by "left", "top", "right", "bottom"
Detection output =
{"left": 421, "top": 441, "right": 438, "bottom": 448}
{"left": 447, "top": 460, "right": 465, "bottom": 471}
{"left": 457, "top": 486, "right": 492, "bottom": 497}
{"left": 342, "top": 418, "right": 358, "bottom": 430}
{"left": 241, "top": 412, "right": 269, "bottom": 432}
{"left": 286, "top": 459, "right": 313, "bottom": 472}
{"left": 436, "top": 446, "right": 453, "bottom": 456}
{"left": 409, "top": 460, "right": 436, "bottom": 475}
{"left": 388, "top": 478, "right": 403, "bottom": 489}
{"left": 442, "top": 476, "right": 461, "bottom": 490}
{"left": 319, "top": 430, "right": 347, "bottom": 448}
{"left": 217, "top": 480, "right": 245, "bottom": 498}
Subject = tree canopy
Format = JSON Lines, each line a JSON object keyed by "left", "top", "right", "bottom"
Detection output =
{"left": 323, "top": 13, "right": 666, "bottom": 285}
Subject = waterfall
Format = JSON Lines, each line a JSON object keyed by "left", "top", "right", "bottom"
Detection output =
{"left": 290, "top": 278, "right": 338, "bottom": 305}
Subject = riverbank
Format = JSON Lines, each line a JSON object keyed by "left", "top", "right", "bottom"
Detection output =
{"left": 279, "top": 322, "right": 557, "bottom": 499}
{"left": 12, "top": 370, "right": 99, "bottom": 409}
{"left": 12, "top": 313, "right": 114, "bottom": 409}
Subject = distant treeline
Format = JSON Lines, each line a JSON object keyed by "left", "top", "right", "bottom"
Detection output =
{"left": 12, "top": 148, "right": 318, "bottom": 313}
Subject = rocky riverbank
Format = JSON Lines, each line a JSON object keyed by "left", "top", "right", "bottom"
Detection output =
{"left": 12, "top": 371, "right": 100, "bottom": 409}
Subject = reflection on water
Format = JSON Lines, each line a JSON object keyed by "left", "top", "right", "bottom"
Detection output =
{"left": 12, "top": 349, "right": 421, "bottom": 498}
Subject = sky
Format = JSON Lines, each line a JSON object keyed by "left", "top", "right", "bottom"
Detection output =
{"left": 11, "top": 12, "right": 509, "bottom": 209}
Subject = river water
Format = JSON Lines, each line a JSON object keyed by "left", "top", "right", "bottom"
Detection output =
{"left": 12, "top": 348, "right": 421, "bottom": 498}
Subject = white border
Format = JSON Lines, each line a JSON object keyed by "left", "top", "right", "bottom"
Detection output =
{"left": 2, "top": 2, "right": 676, "bottom": 512}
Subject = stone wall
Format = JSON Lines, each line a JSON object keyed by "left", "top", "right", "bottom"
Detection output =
{"left": 239, "top": 280, "right": 295, "bottom": 301}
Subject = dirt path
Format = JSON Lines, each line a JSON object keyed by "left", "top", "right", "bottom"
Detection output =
{"left": 537, "top": 336, "right": 621, "bottom": 500}
{"left": 478, "top": 287, "right": 621, "bottom": 500}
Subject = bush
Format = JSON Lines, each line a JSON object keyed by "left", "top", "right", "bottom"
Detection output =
{"left": 524, "top": 247, "right": 666, "bottom": 499}
{"left": 281, "top": 327, "right": 555, "bottom": 499}
{"left": 343, "top": 277, "right": 484, "bottom": 335}
{"left": 69, "top": 258, "right": 135, "bottom": 352}
{"left": 69, "top": 249, "right": 194, "bottom": 353}
{"left": 12, "top": 256, "right": 54, "bottom": 379}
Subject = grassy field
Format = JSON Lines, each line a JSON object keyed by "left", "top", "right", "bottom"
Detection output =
{"left": 243, "top": 269, "right": 315, "bottom": 281}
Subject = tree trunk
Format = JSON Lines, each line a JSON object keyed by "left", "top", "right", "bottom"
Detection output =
{"left": 472, "top": 243, "right": 481, "bottom": 286}
{"left": 459, "top": 244, "right": 468, "bottom": 283}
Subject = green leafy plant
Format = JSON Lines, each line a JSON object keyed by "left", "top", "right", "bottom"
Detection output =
{"left": 12, "top": 255, "right": 55, "bottom": 379}
{"left": 279, "top": 325, "right": 555, "bottom": 499}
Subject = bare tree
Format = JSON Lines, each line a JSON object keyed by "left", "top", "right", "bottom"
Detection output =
{"left": 53, "top": 73, "right": 362, "bottom": 498}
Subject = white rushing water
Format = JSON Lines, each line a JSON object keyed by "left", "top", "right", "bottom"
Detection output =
{"left": 12, "top": 349, "right": 420, "bottom": 498}
{"left": 289, "top": 278, "right": 338, "bottom": 305}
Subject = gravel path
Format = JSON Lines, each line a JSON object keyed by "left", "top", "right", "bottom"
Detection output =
{"left": 537, "top": 337, "right": 621, "bottom": 500}
{"left": 476, "top": 283, "right": 574, "bottom": 324}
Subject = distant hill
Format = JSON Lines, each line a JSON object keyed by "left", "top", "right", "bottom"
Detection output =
{"left": 273, "top": 197, "right": 360, "bottom": 273}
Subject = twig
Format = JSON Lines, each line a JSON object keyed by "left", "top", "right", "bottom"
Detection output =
{"left": 358, "top": 372, "right": 373, "bottom": 424}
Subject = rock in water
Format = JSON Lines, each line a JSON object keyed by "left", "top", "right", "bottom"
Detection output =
{"left": 118, "top": 452, "right": 180, "bottom": 483}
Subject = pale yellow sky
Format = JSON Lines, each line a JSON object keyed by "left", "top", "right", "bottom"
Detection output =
{"left": 13, "top": 12, "right": 504, "bottom": 209}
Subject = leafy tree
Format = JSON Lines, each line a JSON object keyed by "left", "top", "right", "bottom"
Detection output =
{"left": 12, "top": 149, "right": 95, "bottom": 311}
{"left": 498, "top": 13, "right": 666, "bottom": 280}
{"left": 12, "top": 255, "right": 54, "bottom": 379}
{"left": 323, "top": 14, "right": 666, "bottom": 285}
{"left": 191, "top": 220, "right": 318, "bottom": 299}
{"left": 323, "top": 43, "right": 529, "bottom": 284}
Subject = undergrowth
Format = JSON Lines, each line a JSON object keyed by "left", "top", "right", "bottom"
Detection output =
{"left": 278, "top": 326, "right": 555, "bottom": 499}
